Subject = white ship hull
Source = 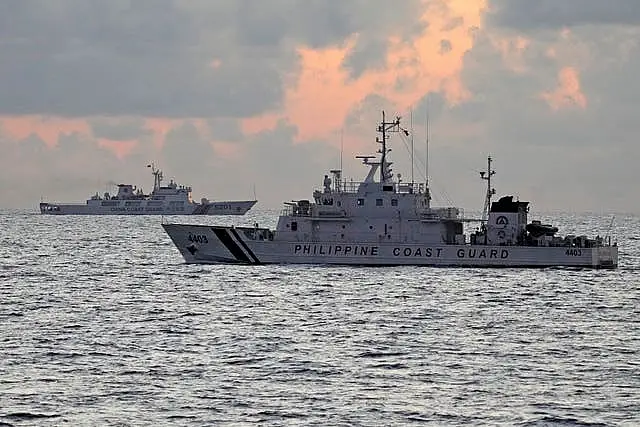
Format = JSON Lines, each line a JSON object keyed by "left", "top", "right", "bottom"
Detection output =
{"left": 40, "top": 200, "right": 256, "bottom": 215}
{"left": 162, "top": 224, "right": 619, "bottom": 268}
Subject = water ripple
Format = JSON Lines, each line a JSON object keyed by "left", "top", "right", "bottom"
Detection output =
{"left": 0, "top": 211, "right": 638, "bottom": 426}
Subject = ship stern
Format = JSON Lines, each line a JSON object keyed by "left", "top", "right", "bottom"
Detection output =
{"left": 594, "top": 245, "right": 618, "bottom": 269}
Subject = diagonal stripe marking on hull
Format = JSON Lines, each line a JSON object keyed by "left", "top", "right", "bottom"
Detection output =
{"left": 211, "top": 228, "right": 251, "bottom": 263}
{"left": 228, "top": 228, "right": 261, "bottom": 264}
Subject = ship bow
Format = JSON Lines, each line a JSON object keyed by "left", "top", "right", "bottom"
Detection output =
{"left": 162, "top": 223, "right": 259, "bottom": 264}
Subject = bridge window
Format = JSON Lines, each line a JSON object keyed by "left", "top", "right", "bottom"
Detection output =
{"left": 376, "top": 199, "right": 383, "bottom": 206}
{"left": 391, "top": 199, "right": 398, "bottom": 206}
{"left": 357, "top": 198, "right": 364, "bottom": 206}
{"left": 291, "top": 221, "right": 298, "bottom": 231}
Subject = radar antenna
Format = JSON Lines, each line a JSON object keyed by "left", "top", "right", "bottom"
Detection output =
{"left": 480, "top": 156, "right": 496, "bottom": 222}
{"left": 355, "top": 155, "right": 376, "bottom": 164}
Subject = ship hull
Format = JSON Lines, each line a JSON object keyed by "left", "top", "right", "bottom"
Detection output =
{"left": 40, "top": 200, "right": 256, "bottom": 215}
{"left": 162, "top": 224, "right": 618, "bottom": 268}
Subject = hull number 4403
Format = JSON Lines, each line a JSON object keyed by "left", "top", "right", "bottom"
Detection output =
{"left": 188, "top": 233, "right": 208, "bottom": 244}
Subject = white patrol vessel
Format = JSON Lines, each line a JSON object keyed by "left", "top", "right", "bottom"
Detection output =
{"left": 162, "top": 112, "right": 618, "bottom": 268}
{"left": 40, "top": 164, "right": 256, "bottom": 215}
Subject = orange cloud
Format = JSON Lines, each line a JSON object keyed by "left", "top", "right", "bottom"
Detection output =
{"left": 541, "top": 67, "right": 587, "bottom": 111}
{"left": 144, "top": 118, "right": 211, "bottom": 146}
{"left": 213, "top": 141, "right": 241, "bottom": 159}
{"left": 0, "top": 116, "right": 90, "bottom": 147}
{"left": 244, "top": 0, "right": 487, "bottom": 144}
{"left": 241, "top": 111, "right": 282, "bottom": 135}
{"left": 2, "top": 0, "right": 488, "bottom": 163}
{"left": 0, "top": 114, "right": 238, "bottom": 162}
{"left": 0, "top": 115, "right": 182, "bottom": 159}
{"left": 144, "top": 118, "right": 183, "bottom": 148}
{"left": 545, "top": 47, "right": 557, "bottom": 59}
{"left": 97, "top": 139, "right": 138, "bottom": 159}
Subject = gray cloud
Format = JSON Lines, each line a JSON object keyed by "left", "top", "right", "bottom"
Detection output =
{"left": 0, "top": 0, "right": 423, "bottom": 118}
{"left": 90, "top": 118, "right": 150, "bottom": 141}
{"left": 418, "top": 28, "right": 640, "bottom": 213}
{"left": 439, "top": 39, "right": 453, "bottom": 54}
{"left": 153, "top": 119, "right": 340, "bottom": 207}
{"left": 0, "top": 132, "right": 123, "bottom": 207}
{"left": 0, "top": 116, "right": 339, "bottom": 209}
{"left": 207, "top": 118, "right": 244, "bottom": 143}
{"left": 488, "top": 0, "right": 640, "bottom": 30}
{"left": 342, "top": 38, "right": 389, "bottom": 79}
{"left": 3, "top": 2, "right": 640, "bottom": 214}
{"left": 161, "top": 121, "right": 215, "bottom": 191}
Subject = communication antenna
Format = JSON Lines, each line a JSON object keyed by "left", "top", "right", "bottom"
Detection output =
{"left": 423, "top": 98, "right": 432, "bottom": 202}
{"left": 605, "top": 215, "right": 616, "bottom": 245}
{"left": 410, "top": 108, "right": 414, "bottom": 186}
{"left": 340, "top": 128, "right": 344, "bottom": 174}
{"left": 480, "top": 156, "right": 496, "bottom": 222}
{"left": 425, "top": 100, "right": 429, "bottom": 189}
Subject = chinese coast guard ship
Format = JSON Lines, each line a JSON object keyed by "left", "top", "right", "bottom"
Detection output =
{"left": 162, "top": 112, "right": 618, "bottom": 268}
{"left": 40, "top": 164, "right": 257, "bottom": 215}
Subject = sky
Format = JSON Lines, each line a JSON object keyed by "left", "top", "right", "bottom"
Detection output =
{"left": 1, "top": 0, "right": 639, "bottom": 213}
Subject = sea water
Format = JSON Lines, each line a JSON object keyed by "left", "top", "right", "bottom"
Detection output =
{"left": 1, "top": 210, "right": 638, "bottom": 426}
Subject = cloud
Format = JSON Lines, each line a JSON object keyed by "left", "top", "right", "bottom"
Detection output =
{"left": 0, "top": 116, "right": 90, "bottom": 147}
{"left": 488, "top": 0, "right": 640, "bottom": 30}
{"left": 90, "top": 118, "right": 150, "bottom": 141}
{"left": 0, "top": 0, "right": 424, "bottom": 118}
{"left": 161, "top": 121, "right": 214, "bottom": 186}
{"left": 262, "top": 0, "right": 487, "bottom": 144}
{"left": 2, "top": 0, "right": 640, "bottom": 214}
{"left": 540, "top": 67, "right": 587, "bottom": 111}
{"left": 207, "top": 118, "right": 244, "bottom": 143}
{"left": 0, "top": 115, "right": 340, "bottom": 209}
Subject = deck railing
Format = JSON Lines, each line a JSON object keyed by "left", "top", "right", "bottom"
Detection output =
{"left": 329, "top": 181, "right": 427, "bottom": 194}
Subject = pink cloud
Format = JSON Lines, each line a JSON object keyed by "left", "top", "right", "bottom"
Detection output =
{"left": 242, "top": 0, "right": 488, "bottom": 145}
{"left": 541, "top": 67, "right": 587, "bottom": 111}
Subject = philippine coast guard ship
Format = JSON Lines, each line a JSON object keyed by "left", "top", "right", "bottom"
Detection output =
{"left": 162, "top": 112, "right": 618, "bottom": 268}
{"left": 40, "top": 164, "right": 256, "bottom": 215}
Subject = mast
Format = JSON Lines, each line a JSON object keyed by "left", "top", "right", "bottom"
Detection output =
{"left": 480, "top": 156, "right": 496, "bottom": 222}
{"left": 425, "top": 102, "right": 429, "bottom": 190}
{"left": 340, "top": 128, "right": 344, "bottom": 191}
{"left": 424, "top": 102, "right": 432, "bottom": 201}
{"left": 376, "top": 110, "right": 408, "bottom": 183}
{"left": 410, "top": 108, "right": 414, "bottom": 186}
{"left": 148, "top": 163, "right": 163, "bottom": 191}
{"left": 340, "top": 128, "right": 343, "bottom": 173}
{"left": 379, "top": 110, "right": 387, "bottom": 183}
